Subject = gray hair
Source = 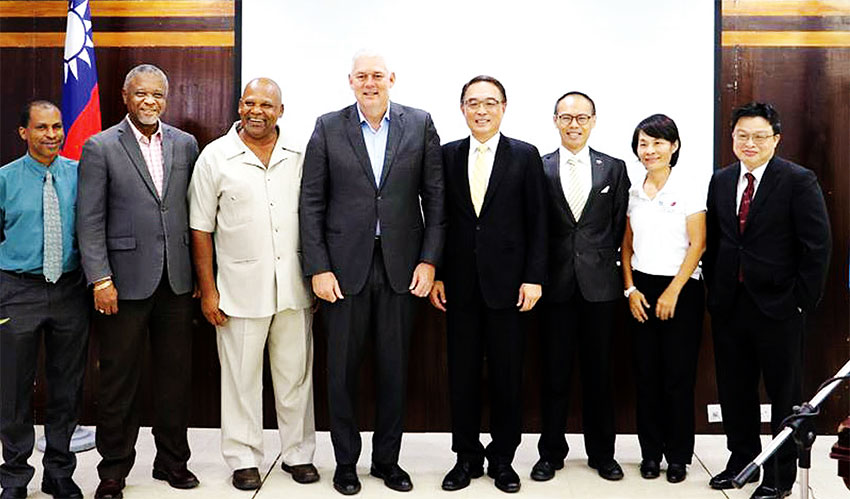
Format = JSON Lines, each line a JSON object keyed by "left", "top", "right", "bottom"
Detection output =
{"left": 350, "top": 49, "right": 391, "bottom": 74}
{"left": 123, "top": 64, "right": 169, "bottom": 95}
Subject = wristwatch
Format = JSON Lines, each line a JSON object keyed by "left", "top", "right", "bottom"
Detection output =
{"left": 624, "top": 286, "right": 637, "bottom": 298}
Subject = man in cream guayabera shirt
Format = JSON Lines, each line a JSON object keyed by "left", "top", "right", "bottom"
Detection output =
{"left": 188, "top": 78, "right": 318, "bottom": 491}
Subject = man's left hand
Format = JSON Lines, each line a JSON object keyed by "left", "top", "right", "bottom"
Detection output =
{"left": 517, "top": 283, "right": 542, "bottom": 312}
{"left": 409, "top": 262, "right": 435, "bottom": 297}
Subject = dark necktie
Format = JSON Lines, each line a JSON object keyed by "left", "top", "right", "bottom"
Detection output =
{"left": 43, "top": 171, "right": 63, "bottom": 283}
{"left": 738, "top": 172, "right": 755, "bottom": 233}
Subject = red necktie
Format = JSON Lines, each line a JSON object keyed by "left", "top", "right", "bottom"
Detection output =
{"left": 738, "top": 172, "right": 755, "bottom": 233}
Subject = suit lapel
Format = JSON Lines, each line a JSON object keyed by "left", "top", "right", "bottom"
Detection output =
{"left": 344, "top": 105, "right": 377, "bottom": 190}
{"left": 160, "top": 125, "right": 173, "bottom": 199}
{"left": 479, "top": 135, "right": 509, "bottom": 216}
{"left": 579, "top": 148, "right": 606, "bottom": 222}
{"left": 745, "top": 157, "right": 779, "bottom": 230}
{"left": 723, "top": 163, "right": 741, "bottom": 236}
{"left": 543, "top": 150, "right": 575, "bottom": 224}
{"left": 378, "top": 105, "right": 403, "bottom": 189}
{"left": 118, "top": 120, "right": 160, "bottom": 200}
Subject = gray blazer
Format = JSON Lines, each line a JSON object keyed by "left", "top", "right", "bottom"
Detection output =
{"left": 541, "top": 147, "right": 630, "bottom": 303}
{"left": 77, "top": 119, "right": 199, "bottom": 300}
{"left": 299, "top": 103, "right": 445, "bottom": 295}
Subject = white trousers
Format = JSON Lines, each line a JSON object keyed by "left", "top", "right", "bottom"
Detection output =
{"left": 217, "top": 308, "right": 316, "bottom": 470}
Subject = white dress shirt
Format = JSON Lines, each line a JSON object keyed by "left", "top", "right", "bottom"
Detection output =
{"left": 558, "top": 145, "right": 592, "bottom": 206}
{"left": 467, "top": 132, "right": 501, "bottom": 189}
{"left": 736, "top": 160, "right": 768, "bottom": 211}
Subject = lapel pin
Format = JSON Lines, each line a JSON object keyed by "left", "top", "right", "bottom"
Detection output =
{"left": 595, "top": 159, "right": 602, "bottom": 165}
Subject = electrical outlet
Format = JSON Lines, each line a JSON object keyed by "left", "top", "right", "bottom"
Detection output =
{"left": 707, "top": 404, "right": 722, "bottom": 423}
{"left": 760, "top": 404, "right": 771, "bottom": 423}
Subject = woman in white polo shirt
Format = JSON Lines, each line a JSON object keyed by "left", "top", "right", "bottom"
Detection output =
{"left": 621, "top": 114, "right": 707, "bottom": 484}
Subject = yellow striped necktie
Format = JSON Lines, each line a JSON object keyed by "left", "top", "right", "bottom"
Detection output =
{"left": 470, "top": 144, "right": 488, "bottom": 216}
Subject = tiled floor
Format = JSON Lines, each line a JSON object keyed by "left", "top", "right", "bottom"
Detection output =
{"left": 14, "top": 428, "right": 848, "bottom": 498}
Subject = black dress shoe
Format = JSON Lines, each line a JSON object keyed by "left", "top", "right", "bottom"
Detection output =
{"left": 442, "top": 460, "right": 484, "bottom": 491}
{"left": 152, "top": 466, "right": 199, "bottom": 489}
{"left": 370, "top": 462, "right": 412, "bottom": 492}
{"left": 588, "top": 458, "right": 624, "bottom": 481}
{"left": 333, "top": 465, "right": 361, "bottom": 495}
{"left": 709, "top": 468, "right": 760, "bottom": 490}
{"left": 750, "top": 484, "right": 791, "bottom": 499}
{"left": 94, "top": 478, "right": 125, "bottom": 499}
{"left": 666, "top": 463, "right": 687, "bottom": 483}
{"left": 530, "top": 458, "right": 563, "bottom": 482}
{"left": 232, "top": 468, "right": 261, "bottom": 490}
{"left": 281, "top": 463, "right": 320, "bottom": 484}
{"left": 639, "top": 459, "right": 660, "bottom": 479}
{"left": 0, "top": 487, "right": 27, "bottom": 499}
{"left": 487, "top": 463, "right": 521, "bottom": 493}
{"left": 42, "top": 476, "right": 83, "bottom": 498}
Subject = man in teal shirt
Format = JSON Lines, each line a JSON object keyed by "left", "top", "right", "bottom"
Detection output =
{"left": 0, "top": 101, "right": 89, "bottom": 499}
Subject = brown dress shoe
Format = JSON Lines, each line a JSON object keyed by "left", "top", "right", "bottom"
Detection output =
{"left": 232, "top": 468, "right": 262, "bottom": 490}
{"left": 152, "top": 466, "right": 200, "bottom": 489}
{"left": 281, "top": 463, "right": 320, "bottom": 484}
{"left": 94, "top": 478, "right": 125, "bottom": 499}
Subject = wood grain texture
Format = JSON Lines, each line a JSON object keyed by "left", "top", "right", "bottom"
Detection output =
{"left": 723, "top": 0, "right": 850, "bottom": 17}
{"left": 0, "top": 0, "right": 234, "bottom": 18}
{"left": 723, "top": 30, "right": 850, "bottom": 46}
{"left": 0, "top": 31, "right": 234, "bottom": 47}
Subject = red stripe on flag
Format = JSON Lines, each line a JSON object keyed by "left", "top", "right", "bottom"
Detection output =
{"left": 62, "top": 84, "right": 102, "bottom": 160}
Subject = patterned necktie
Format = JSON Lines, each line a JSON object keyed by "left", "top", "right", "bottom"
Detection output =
{"left": 470, "top": 144, "right": 488, "bottom": 216}
{"left": 43, "top": 171, "right": 63, "bottom": 283}
{"left": 565, "top": 157, "right": 588, "bottom": 219}
{"left": 738, "top": 172, "right": 755, "bottom": 233}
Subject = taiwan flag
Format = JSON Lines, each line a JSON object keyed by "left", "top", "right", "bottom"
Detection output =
{"left": 61, "top": 0, "right": 101, "bottom": 160}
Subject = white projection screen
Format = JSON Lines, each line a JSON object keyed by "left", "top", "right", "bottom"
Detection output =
{"left": 242, "top": 0, "right": 715, "bottom": 181}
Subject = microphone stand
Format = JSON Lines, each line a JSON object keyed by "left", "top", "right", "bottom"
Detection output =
{"left": 733, "top": 358, "right": 850, "bottom": 499}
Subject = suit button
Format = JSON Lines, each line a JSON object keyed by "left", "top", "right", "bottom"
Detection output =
{"left": 377, "top": 195, "right": 382, "bottom": 200}
{"left": 160, "top": 206, "right": 167, "bottom": 213}
{"left": 475, "top": 225, "right": 480, "bottom": 231}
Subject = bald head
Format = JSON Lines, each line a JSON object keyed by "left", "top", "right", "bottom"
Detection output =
{"left": 238, "top": 77, "right": 283, "bottom": 142}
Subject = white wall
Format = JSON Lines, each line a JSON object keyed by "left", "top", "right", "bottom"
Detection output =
{"left": 242, "top": 0, "right": 714, "bottom": 180}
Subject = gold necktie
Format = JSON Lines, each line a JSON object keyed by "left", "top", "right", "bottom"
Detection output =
{"left": 470, "top": 144, "right": 488, "bottom": 216}
{"left": 565, "top": 157, "right": 588, "bottom": 219}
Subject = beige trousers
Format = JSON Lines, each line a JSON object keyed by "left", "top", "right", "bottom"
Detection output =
{"left": 217, "top": 308, "right": 316, "bottom": 470}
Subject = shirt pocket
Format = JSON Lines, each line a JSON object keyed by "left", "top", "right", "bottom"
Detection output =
{"left": 219, "top": 191, "right": 255, "bottom": 227}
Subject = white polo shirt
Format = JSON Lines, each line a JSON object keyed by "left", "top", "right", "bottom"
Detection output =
{"left": 188, "top": 123, "right": 312, "bottom": 317}
{"left": 626, "top": 164, "right": 707, "bottom": 279}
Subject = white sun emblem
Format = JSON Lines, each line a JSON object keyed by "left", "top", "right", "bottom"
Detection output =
{"left": 63, "top": 0, "right": 95, "bottom": 83}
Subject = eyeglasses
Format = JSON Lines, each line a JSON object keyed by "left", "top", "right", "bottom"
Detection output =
{"left": 463, "top": 99, "right": 502, "bottom": 111}
{"left": 556, "top": 113, "right": 592, "bottom": 126}
{"left": 733, "top": 131, "right": 776, "bottom": 145}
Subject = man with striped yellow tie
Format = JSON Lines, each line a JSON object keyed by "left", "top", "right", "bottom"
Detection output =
{"left": 429, "top": 75, "right": 547, "bottom": 494}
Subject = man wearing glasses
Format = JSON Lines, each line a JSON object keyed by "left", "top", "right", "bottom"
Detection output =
{"left": 704, "top": 102, "right": 830, "bottom": 499}
{"left": 531, "top": 91, "right": 629, "bottom": 483}
{"left": 429, "top": 75, "right": 546, "bottom": 493}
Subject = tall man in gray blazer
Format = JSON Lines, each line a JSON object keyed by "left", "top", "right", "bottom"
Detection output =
{"left": 532, "top": 91, "right": 630, "bottom": 483}
{"left": 77, "top": 64, "right": 200, "bottom": 499}
{"left": 300, "top": 51, "right": 444, "bottom": 496}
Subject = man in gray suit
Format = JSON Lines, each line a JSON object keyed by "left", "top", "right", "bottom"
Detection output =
{"left": 300, "top": 51, "right": 444, "bottom": 495}
{"left": 532, "top": 91, "right": 630, "bottom": 483}
{"left": 77, "top": 64, "right": 200, "bottom": 499}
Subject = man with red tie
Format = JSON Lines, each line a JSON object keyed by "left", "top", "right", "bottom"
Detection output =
{"left": 704, "top": 102, "right": 831, "bottom": 499}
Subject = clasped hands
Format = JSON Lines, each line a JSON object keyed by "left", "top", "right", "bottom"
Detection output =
{"left": 429, "top": 281, "right": 542, "bottom": 312}
{"left": 311, "top": 262, "right": 436, "bottom": 303}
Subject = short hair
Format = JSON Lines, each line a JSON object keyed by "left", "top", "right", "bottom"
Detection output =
{"left": 553, "top": 91, "right": 596, "bottom": 115}
{"left": 350, "top": 49, "right": 391, "bottom": 73}
{"left": 631, "top": 113, "right": 681, "bottom": 167}
{"left": 731, "top": 101, "right": 781, "bottom": 135}
{"left": 123, "top": 63, "right": 169, "bottom": 95}
{"left": 19, "top": 100, "right": 60, "bottom": 128}
{"left": 460, "top": 75, "right": 506, "bottom": 105}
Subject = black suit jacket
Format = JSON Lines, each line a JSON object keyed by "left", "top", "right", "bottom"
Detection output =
{"left": 704, "top": 156, "right": 831, "bottom": 320}
{"left": 440, "top": 135, "right": 547, "bottom": 309}
{"left": 299, "top": 103, "right": 445, "bottom": 295}
{"left": 541, "top": 148, "right": 629, "bottom": 303}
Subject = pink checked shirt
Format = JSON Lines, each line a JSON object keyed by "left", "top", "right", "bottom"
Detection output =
{"left": 126, "top": 115, "right": 164, "bottom": 196}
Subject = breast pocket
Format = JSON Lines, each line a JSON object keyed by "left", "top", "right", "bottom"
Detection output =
{"left": 220, "top": 192, "right": 255, "bottom": 227}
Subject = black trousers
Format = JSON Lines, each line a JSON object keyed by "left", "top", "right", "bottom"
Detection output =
{"left": 446, "top": 279, "right": 524, "bottom": 466}
{"left": 322, "top": 242, "right": 414, "bottom": 466}
{"left": 630, "top": 271, "right": 703, "bottom": 465}
{"left": 0, "top": 270, "right": 89, "bottom": 488}
{"left": 538, "top": 293, "right": 617, "bottom": 463}
{"left": 712, "top": 285, "right": 803, "bottom": 490}
{"left": 94, "top": 271, "right": 193, "bottom": 480}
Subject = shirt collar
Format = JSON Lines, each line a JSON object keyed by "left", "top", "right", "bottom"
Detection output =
{"left": 23, "top": 152, "right": 60, "bottom": 171}
{"left": 470, "top": 132, "right": 501, "bottom": 153}
{"left": 739, "top": 159, "right": 769, "bottom": 185}
{"left": 559, "top": 145, "right": 591, "bottom": 166}
{"left": 125, "top": 114, "right": 162, "bottom": 143}
{"left": 357, "top": 102, "right": 391, "bottom": 131}
{"left": 226, "top": 121, "right": 292, "bottom": 164}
